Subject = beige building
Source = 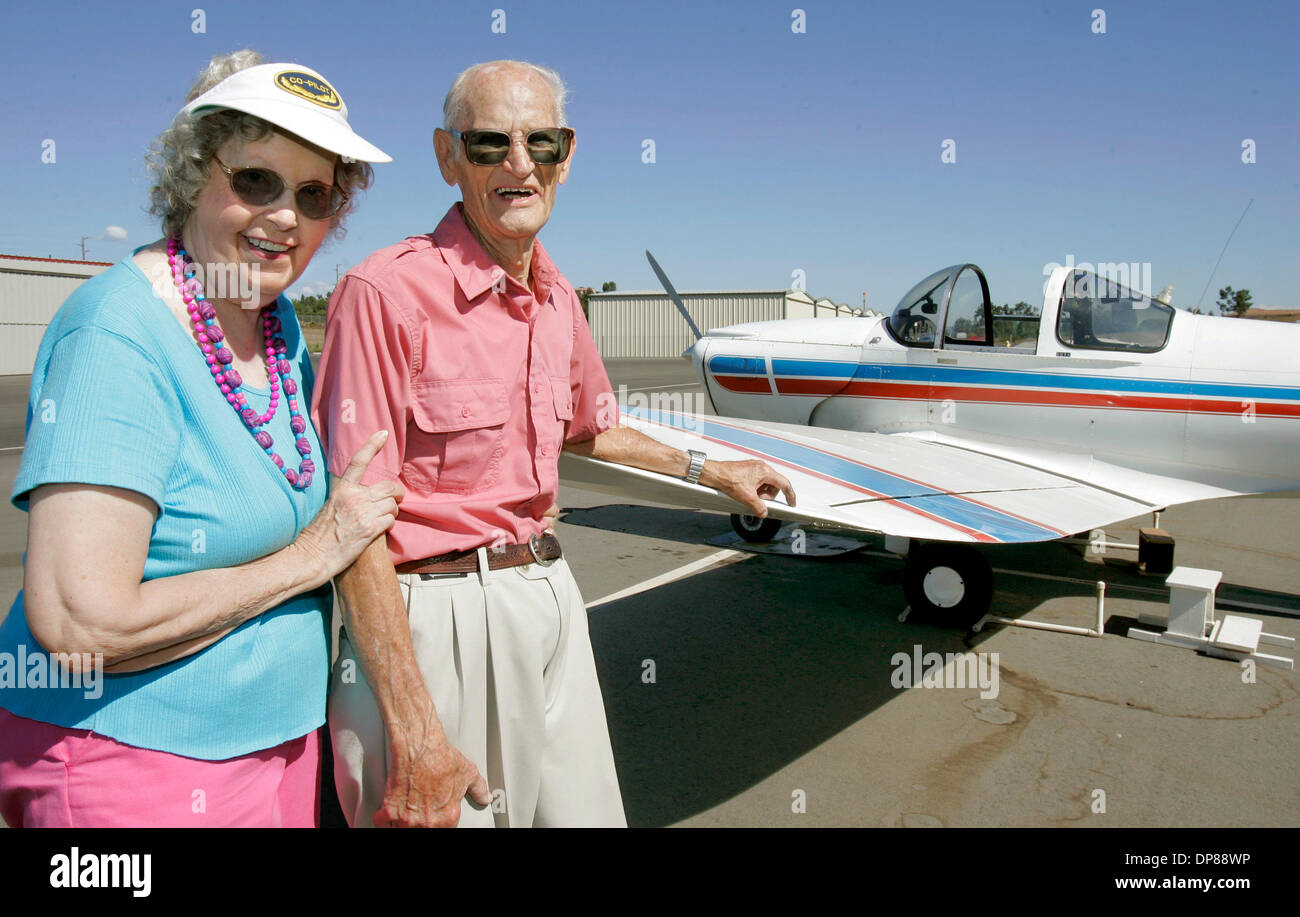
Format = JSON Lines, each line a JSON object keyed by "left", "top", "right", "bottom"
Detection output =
{"left": 585, "top": 289, "right": 857, "bottom": 359}
{"left": 0, "top": 255, "right": 112, "bottom": 375}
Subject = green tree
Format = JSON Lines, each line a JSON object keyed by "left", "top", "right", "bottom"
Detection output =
{"left": 574, "top": 286, "right": 595, "bottom": 319}
{"left": 1216, "top": 286, "right": 1252, "bottom": 317}
{"left": 292, "top": 292, "right": 332, "bottom": 322}
{"left": 601, "top": 281, "right": 617, "bottom": 292}
{"left": 991, "top": 301, "right": 1039, "bottom": 346}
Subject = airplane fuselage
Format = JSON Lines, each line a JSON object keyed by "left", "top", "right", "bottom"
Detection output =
{"left": 688, "top": 265, "right": 1300, "bottom": 498}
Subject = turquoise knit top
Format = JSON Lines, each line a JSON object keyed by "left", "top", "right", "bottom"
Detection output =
{"left": 0, "top": 255, "right": 330, "bottom": 760}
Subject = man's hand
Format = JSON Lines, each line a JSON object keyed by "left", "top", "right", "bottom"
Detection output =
{"left": 334, "top": 538, "right": 490, "bottom": 828}
{"left": 376, "top": 712, "right": 492, "bottom": 828}
{"left": 564, "top": 426, "right": 796, "bottom": 518}
{"left": 699, "top": 459, "right": 796, "bottom": 517}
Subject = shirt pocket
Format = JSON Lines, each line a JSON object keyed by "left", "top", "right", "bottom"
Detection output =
{"left": 551, "top": 375, "right": 574, "bottom": 422}
{"left": 547, "top": 374, "right": 575, "bottom": 454}
{"left": 405, "top": 378, "right": 510, "bottom": 494}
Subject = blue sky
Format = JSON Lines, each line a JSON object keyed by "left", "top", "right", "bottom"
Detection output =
{"left": 1, "top": 0, "right": 1296, "bottom": 311}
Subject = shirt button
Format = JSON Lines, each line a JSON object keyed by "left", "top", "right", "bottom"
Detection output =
{"left": 461, "top": 406, "right": 470, "bottom": 417}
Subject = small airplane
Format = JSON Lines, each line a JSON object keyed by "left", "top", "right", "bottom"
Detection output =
{"left": 561, "top": 253, "right": 1300, "bottom": 622}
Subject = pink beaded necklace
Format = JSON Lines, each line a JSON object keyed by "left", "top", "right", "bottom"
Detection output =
{"left": 168, "top": 236, "right": 314, "bottom": 490}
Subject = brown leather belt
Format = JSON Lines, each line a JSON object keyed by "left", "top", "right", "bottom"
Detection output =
{"left": 395, "top": 533, "right": 562, "bottom": 575}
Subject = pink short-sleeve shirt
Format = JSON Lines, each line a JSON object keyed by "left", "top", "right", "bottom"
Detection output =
{"left": 311, "top": 204, "right": 618, "bottom": 564}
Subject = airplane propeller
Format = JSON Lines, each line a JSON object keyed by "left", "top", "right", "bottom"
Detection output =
{"left": 646, "top": 250, "right": 703, "bottom": 342}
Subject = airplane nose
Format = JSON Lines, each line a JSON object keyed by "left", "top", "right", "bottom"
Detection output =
{"left": 685, "top": 337, "right": 707, "bottom": 377}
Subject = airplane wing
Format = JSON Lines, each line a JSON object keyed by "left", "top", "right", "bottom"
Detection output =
{"left": 560, "top": 407, "right": 1182, "bottom": 544}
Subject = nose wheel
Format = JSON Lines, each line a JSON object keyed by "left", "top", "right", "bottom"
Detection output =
{"left": 730, "top": 513, "right": 783, "bottom": 543}
{"left": 902, "top": 543, "right": 993, "bottom": 625}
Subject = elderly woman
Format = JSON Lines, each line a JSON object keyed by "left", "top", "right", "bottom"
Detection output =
{"left": 0, "top": 50, "right": 401, "bottom": 827}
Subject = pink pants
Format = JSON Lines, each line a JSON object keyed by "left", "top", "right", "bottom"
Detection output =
{"left": 0, "top": 709, "right": 320, "bottom": 827}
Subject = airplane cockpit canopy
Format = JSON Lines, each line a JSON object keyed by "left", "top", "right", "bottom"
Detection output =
{"left": 887, "top": 264, "right": 993, "bottom": 348}
{"left": 1057, "top": 269, "right": 1173, "bottom": 353}
{"left": 887, "top": 266, "right": 958, "bottom": 346}
{"left": 887, "top": 264, "right": 1173, "bottom": 353}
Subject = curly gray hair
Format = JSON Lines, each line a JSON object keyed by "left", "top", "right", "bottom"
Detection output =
{"left": 148, "top": 49, "right": 372, "bottom": 241}
{"left": 442, "top": 60, "right": 569, "bottom": 134}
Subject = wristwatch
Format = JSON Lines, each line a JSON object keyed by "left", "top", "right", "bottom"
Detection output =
{"left": 683, "top": 449, "right": 707, "bottom": 485}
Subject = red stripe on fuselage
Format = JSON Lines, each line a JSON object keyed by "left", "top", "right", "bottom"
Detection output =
{"left": 760, "top": 377, "right": 1300, "bottom": 417}
{"left": 925, "top": 384, "right": 1300, "bottom": 417}
{"left": 713, "top": 374, "right": 773, "bottom": 394}
{"left": 772, "top": 378, "right": 849, "bottom": 396}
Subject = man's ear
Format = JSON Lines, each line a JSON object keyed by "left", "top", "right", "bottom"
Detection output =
{"left": 556, "top": 131, "right": 575, "bottom": 185}
{"left": 432, "top": 129, "right": 460, "bottom": 187}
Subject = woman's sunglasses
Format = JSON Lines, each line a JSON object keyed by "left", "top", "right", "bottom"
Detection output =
{"left": 212, "top": 155, "right": 348, "bottom": 221}
{"left": 450, "top": 128, "right": 575, "bottom": 166}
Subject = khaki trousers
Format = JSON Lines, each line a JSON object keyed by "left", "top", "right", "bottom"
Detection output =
{"left": 329, "top": 554, "right": 626, "bottom": 827}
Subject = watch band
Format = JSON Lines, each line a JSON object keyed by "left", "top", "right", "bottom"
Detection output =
{"left": 684, "top": 449, "right": 707, "bottom": 485}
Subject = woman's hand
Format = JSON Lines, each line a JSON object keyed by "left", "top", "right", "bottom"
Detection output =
{"left": 25, "top": 431, "right": 403, "bottom": 669}
{"left": 293, "top": 430, "right": 405, "bottom": 581}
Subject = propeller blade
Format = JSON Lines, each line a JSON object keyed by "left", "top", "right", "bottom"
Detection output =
{"left": 646, "top": 250, "right": 703, "bottom": 341}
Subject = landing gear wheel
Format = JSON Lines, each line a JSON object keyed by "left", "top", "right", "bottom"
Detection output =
{"left": 730, "top": 513, "right": 782, "bottom": 543}
{"left": 902, "top": 543, "right": 993, "bottom": 626}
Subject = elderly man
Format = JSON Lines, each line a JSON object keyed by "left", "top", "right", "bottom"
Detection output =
{"left": 312, "top": 60, "right": 793, "bottom": 828}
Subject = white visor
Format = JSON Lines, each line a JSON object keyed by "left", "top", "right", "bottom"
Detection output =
{"left": 181, "top": 63, "right": 391, "bottom": 163}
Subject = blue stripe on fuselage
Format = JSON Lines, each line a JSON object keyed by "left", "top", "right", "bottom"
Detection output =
{"left": 708, "top": 355, "right": 767, "bottom": 376}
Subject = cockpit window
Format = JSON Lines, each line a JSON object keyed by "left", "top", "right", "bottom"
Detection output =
{"left": 944, "top": 267, "right": 988, "bottom": 344}
{"left": 1057, "top": 270, "right": 1172, "bottom": 353}
{"left": 887, "top": 266, "right": 954, "bottom": 347}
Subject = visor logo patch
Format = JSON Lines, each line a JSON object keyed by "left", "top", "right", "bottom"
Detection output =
{"left": 274, "top": 71, "right": 341, "bottom": 110}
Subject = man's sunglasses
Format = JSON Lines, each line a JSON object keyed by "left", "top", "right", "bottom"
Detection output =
{"left": 212, "top": 154, "right": 348, "bottom": 221}
{"left": 450, "top": 128, "right": 575, "bottom": 166}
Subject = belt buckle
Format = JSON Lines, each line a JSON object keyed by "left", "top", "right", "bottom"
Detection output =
{"left": 528, "top": 533, "right": 556, "bottom": 567}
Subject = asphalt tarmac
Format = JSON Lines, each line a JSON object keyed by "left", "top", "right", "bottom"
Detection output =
{"left": 1, "top": 360, "right": 1297, "bottom": 827}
